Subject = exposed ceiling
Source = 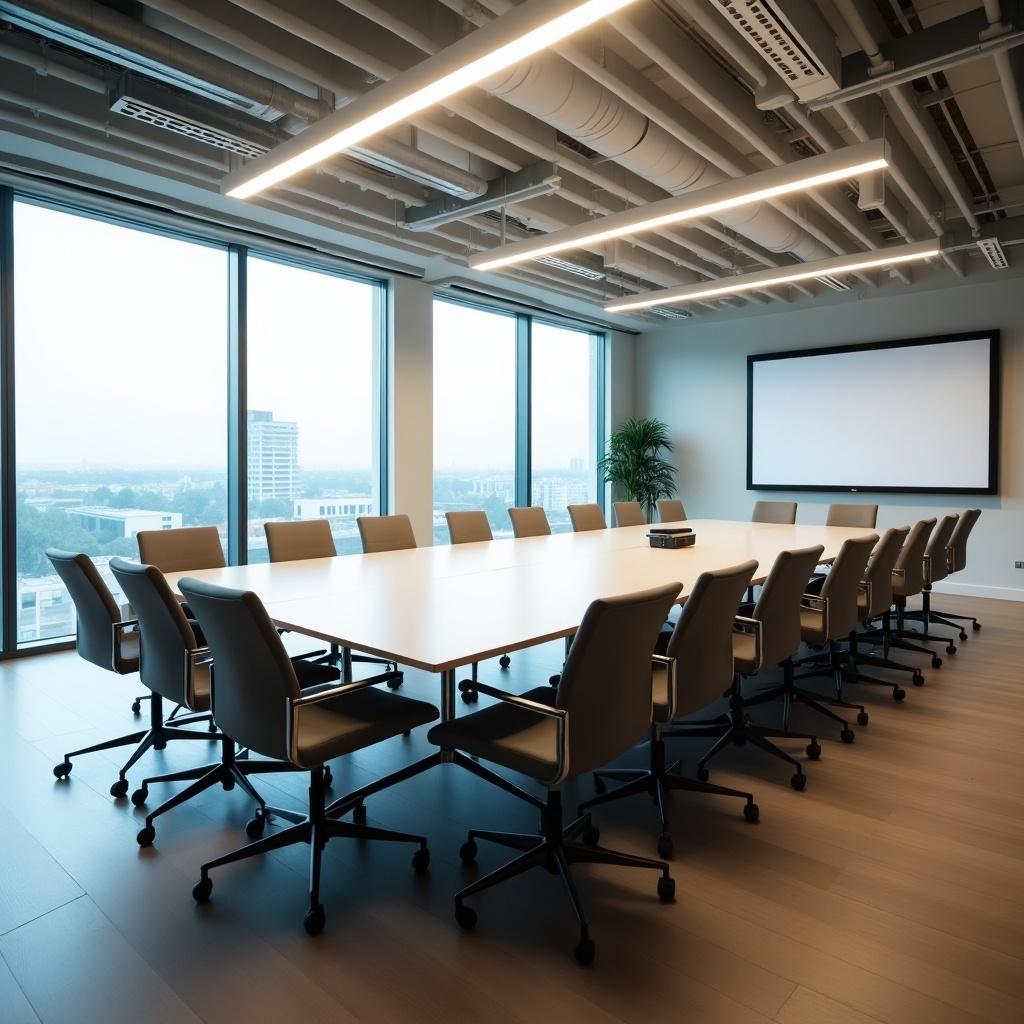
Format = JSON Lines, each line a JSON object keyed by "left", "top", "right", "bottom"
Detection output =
{"left": 0, "top": 0, "right": 1022, "bottom": 326}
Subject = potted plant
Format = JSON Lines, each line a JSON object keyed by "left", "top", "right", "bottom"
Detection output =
{"left": 599, "top": 417, "right": 678, "bottom": 520}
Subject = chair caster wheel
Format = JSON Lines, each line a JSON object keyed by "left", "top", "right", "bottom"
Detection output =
{"left": 931, "top": 656, "right": 942, "bottom": 669}
{"left": 110, "top": 778, "right": 129, "bottom": 799}
{"left": 806, "top": 742, "right": 821, "bottom": 760}
{"left": 696, "top": 767, "right": 710, "bottom": 782}
{"left": 136, "top": 825, "right": 155, "bottom": 847}
{"left": 791, "top": 772, "right": 807, "bottom": 792}
{"left": 958, "top": 631, "right": 967, "bottom": 642}
{"left": 743, "top": 802, "right": 759, "bottom": 824}
{"left": 657, "top": 875, "right": 675, "bottom": 903}
{"left": 946, "top": 644, "right": 957, "bottom": 655}
{"left": 386, "top": 673, "right": 403, "bottom": 690}
{"left": 222, "top": 777, "right": 235, "bottom": 792}
{"left": 582, "top": 824, "right": 600, "bottom": 846}
{"left": 657, "top": 833, "right": 673, "bottom": 859}
{"left": 913, "top": 672, "right": 925, "bottom": 686}
{"left": 972, "top": 622, "right": 982, "bottom": 631}
{"left": 856, "top": 711, "right": 869, "bottom": 727}
{"left": 130, "top": 786, "right": 148, "bottom": 807}
{"left": 53, "top": 761, "right": 72, "bottom": 780}
{"left": 323, "top": 766, "right": 333, "bottom": 788}
{"left": 303, "top": 905, "right": 326, "bottom": 936}
{"left": 352, "top": 802, "right": 367, "bottom": 824}
{"left": 455, "top": 903, "right": 477, "bottom": 931}
{"left": 412, "top": 847, "right": 430, "bottom": 872}
{"left": 840, "top": 728, "right": 855, "bottom": 744}
{"left": 192, "top": 877, "right": 212, "bottom": 903}
{"left": 548, "top": 675, "right": 560, "bottom": 687}
{"left": 131, "top": 700, "right": 142, "bottom": 715}
{"left": 208, "top": 720, "right": 217, "bottom": 733}
{"left": 592, "top": 773, "right": 606, "bottom": 794}
{"left": 459, "top": 839, "right": 478, "bottom": 864}
{"left": 245, "top": 814, "right": 266, "bottom": 839}
{"left": 460, "top": 689, "right": 478, "bottom": 704}
{"left": 893, "top": 687, "right": 906, "bottom": 701}
{"left": 499, "top": 655, "right": 511, "bottom": 669}
{"left": 573, "top": 935, "right": 596, "bottom": 966}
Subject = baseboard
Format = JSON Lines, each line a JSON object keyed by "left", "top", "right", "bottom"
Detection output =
{"left": 930, "top": 581, "right": 1024, "bottom": 603}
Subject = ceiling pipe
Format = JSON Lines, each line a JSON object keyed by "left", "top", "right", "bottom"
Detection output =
{"left": 984, "top": 1, "right": 1024, "bottom": 165}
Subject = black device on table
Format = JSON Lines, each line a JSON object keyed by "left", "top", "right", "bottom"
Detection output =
{"left": 648, "top": 527, "right": 696, "bottom": 549}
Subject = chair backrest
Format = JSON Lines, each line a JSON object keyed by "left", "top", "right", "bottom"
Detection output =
{"left": 667, "top": 561, "right": 757, "bottom": 718}
{"left": 556, "top": 583, "right": 680, "bottom": 778}
{"left": 110, "top": 558, "right": 199, "bottom": 707}
{"left": 751, "top": 545, "right": 824, "bottom": 668}
{"left": 819, "top": 534, "right": 879, "bottom": 638}
{"left": 45, "top": 549, "right": 127, "bottom": 673}
{"left": 947, "top": 508, "right": 981, "bottom": 573}
{"left": 357, "top": 514, "right": 417, "bottom": 553}
{"left": 178, "top": 578, "right": 300, "bottom": 761}
{"left": 137, "top": 526, "right": 226, "bottom": 573}
{"left": 924, "top": 514, "right": 959, "bottom": 584}
{"left": 446, "top": 510, "right": 493, "bottom": 544}
{"left": 751, "top": 500, "right": 797, "bottom": 524}
{"left": 656, "top": 498, "right": 686, "bottom": 523}
{"left": 826, "top": 503, "right": 878, "bottom": 528}
{"left": 567, "top": 503, "right": 607, "bottom": 532}
{"left": 508, "top": 506, "right": 551, "bottom": 538}
{"left": 612, "top": 501, "right": 645, "bottom": 528}
{"left": 862, "top": 526, "right": 909, "bottom": 618}
{"left": 894, "top": 518, "right": 936, "bottom": 597}
{"left": 264, "top": 519, "right": 337, "bottom": 562}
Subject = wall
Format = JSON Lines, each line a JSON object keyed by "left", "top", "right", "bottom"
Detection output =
{"left": 635, "top": 273, "right": 1024, "bottom": 600}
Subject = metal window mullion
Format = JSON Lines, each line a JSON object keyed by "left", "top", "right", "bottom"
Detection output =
{"left": 227, "top": 244, "right": 247, "bottom": 565}
{"left": 515, "top": 313, "right": 531, "bottom": 509}
{"left": 0, "top": 187, "right": 16, "bottom": 653}
{"left": 595, "top": 332, "right": 608, "bottom": 514}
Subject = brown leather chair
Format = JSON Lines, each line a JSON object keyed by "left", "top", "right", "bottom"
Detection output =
{"left": 656, "top": 499, "right": 687, "bottom": 523}
{"left": 925, "top": 509, "right": 983, "bottom": 634}
{"left": 567, "top": 503, "right": 607, "bottom": 532}
{"left": 826, "top": 503, "right": 879, "bottom": 528}
{"left": 181, "top": 577, "right": 439, "bottom": 936}
{"left": 579, "top": 561, "right": 760, "bottom": 858}
{"left": 612, "top": 501, "right": 645, "bottom": 527}
{"left": 264, "top": 519, "right": 336, "bottom": 562}
{"left": 901, "top": 513, "right": 962, "bottom": 653}
{"left": 508, "top": 506, "right": 551, "bottom": 538}
{"left": 428, "top": 583, "right": 680, "bottom": 965}
{"left": 137, "top": 525, "right": 226, "bottom": 572}
{"left": 357, "top": 513, "right": 417, "bottom": 553}
{"left": 752, "top": 501, "right": 797, "bottom": 524}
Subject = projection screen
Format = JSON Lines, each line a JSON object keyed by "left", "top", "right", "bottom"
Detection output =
{"left": 747, "top": 331, "right": 1000, "bottom": 494}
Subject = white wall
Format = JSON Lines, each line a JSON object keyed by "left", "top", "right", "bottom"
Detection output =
{"left": 635, "top": 274, "right": 1024, "bottom": 601}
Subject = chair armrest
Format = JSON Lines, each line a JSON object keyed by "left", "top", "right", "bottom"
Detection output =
{"left": 732, "top": 615, "right": 762, "bottom": 669}
{"left": 112, "top": 618, "right": 139, "bottom": 640}
{"left": 651, "top": 653, "right": 678, "bottom": 720}
{"left": 292, "top": 670, "right": 400, "bottom": 707}
{"left": 801, "top": 592, "right": 829, "bottom": 639}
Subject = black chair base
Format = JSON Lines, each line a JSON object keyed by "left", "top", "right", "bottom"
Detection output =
{"left": 454, "top": 789, "right": 673, "bottom": 965}
{"left": 758, "top": 650, "right": 863, "bottom": 742}
{"left": 325, "top": 643, "right": 404, "bottom": 689}
{"left": 191, "top": 765, "right": 429, "bottom": 934}
{"left": 579, "top": 731, "right": 758, "bottom": 858}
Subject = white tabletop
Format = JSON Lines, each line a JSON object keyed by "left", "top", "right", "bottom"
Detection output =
{"left": 167, "top": 520, "right": 875, "bottom": 673}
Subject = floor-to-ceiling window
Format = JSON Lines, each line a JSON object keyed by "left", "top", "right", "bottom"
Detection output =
{"left": 531, "top": 321, "right": 601, "bottom": 533}
{"left": 246, "top": 255, "right": 384, "bottom": 561}
{"left": 12, "top": 200, "right": 228, "bottom": 645}
{"left": 432, "top": 299, "right": 517, "bottom": 541}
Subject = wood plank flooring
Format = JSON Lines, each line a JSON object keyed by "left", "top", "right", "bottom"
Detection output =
{"left": 0, "top": 593, "right": 1020, "bottom": 1024}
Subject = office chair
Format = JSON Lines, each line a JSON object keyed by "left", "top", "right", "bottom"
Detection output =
{"left": 47, "top": 550, "right": 213, "bottom": 798}
{"left": 922, "top": 509, "right": 982, "bottom": 636}
{"left": 356, "top": 513, "right": 417, "bottom": 553}
{"left": 567, "top": 503, "right": 607, "bottom": 532}
{"left": 612, "top": 501, "right": 645, "bottom": 527}
{"left": 446, "top": 511, "right": 512, "bottom": 682}
{"left": 580, "top": 561, "right": 760, "bottom": 858}
{"left": 137, "top": 525, "right": 226, "bottom": 572}
{"left": 508, "top": 506, "right": 551, "bottom": 538}
{"left": 751, "top": 501, "right": 797, "bottom": 524}
{"left": 751, "top": 535, "right": 878, "bottom": 743}
{"left": 826, "top": 504, "right": 879, "bottom": 528}
{"left": 429, "top": 583, "right": 680, "bottom": 965}
{"left": 181, "top": 577, "right": 439, "bottom": 935}
{"left": 265, "top": 518, "right": 401, "bottom": 684}
{"left": 896, "top": 514, "right": 960, "bottom": 653}
{"left": 656, "top": 499, "right": 687, "bottom": 523}
{"left": 672, "top": 546, "right": 825, "bottom": 791}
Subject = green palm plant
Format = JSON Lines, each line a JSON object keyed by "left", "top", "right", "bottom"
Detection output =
{"left": 599, "top": 417, "right": 678, "bottom": 519}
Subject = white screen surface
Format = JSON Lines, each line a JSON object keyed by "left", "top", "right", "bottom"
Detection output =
{"left": 749, "top": 336, "right": 995, "bottom": 492}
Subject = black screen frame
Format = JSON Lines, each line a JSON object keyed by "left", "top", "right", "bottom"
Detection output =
{"left": 746, "top": 330, "right": 1001, "bottom": 495}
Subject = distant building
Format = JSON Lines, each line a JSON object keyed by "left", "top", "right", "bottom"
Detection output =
{"left": 533, "top": 477, "right": 591, "bottom": 512}
{"left": 248, "top": 410, "right": 298, "bottom": 503}
{"left": 65, "top": 506, "right": 182, "bottom": 541}
{"left": 293, "top": 496, "right": 375, "bottom": 519}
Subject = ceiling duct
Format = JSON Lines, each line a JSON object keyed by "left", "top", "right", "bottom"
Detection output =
{"left": 711, "top": 0, "right": 842, "bottom": 103}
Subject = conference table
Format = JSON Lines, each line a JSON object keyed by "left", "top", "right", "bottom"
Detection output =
{"left": 165, "top": 518, "right": 876, "bottom": 804}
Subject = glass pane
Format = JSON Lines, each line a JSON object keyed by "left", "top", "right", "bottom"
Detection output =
{"left": 531, "top": 322, "right": 600, "bottom": 533}
{"left": 433, "top": 300, "right": 516, "bottom": 542}
{"left": 14, "top": 201, "right": 228, "bottom": 645}
{"left": 247, "top": 256, "right": 381, "bottom": 561}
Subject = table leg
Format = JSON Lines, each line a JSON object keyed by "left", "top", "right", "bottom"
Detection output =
{"left": 439, "top": 667, "right": 456, "bottom": 764}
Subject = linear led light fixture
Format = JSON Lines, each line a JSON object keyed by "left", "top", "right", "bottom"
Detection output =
{"left": 604, "top": 240, "right": 941, "bottom": 313}
{"left": 470, "top": 140, "right": 890, "bottom": 272}
{"left": 221, "top": 0, "right": 639, "bottom": 199}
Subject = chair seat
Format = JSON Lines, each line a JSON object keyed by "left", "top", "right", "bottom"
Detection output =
{"left": 732, "top": 631, "right": 759, "bottom": 675}
{"left": 799, "top": 605, "right": 827, "bottom": 646}
{"left": 426, "top": 686, "right": 560, "bottom": 783}
{"left": 297, "top": 688, "right": 438, "bottom": 766}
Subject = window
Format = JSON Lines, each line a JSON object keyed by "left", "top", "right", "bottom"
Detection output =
{"left": 246, "top": 255, "right": 383, "bottom": 561}
{"left": 13, "top": 200, "right": 228, "bottom": 645}
{"left": 531, "top": 322, "right": 601, "bottom": 533}
{"left": 432, "top": 300, "right": 517, "bottom": 541}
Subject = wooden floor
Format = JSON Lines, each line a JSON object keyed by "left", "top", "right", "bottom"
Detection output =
{"left": 0, "top": 593, "right": 1021, "bottom": 1024}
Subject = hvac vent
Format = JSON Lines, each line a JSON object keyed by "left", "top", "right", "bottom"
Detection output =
{"left": 536, "top": 254, "right": 606, "bottom": 280}
{"left": 977, "top": 237, "right": 1009, "bottom": 269}
{"left": 713, "top": 0, "right": 841, "bottom": 102}
{"left": 816, "top": 275, "right": 851, "bottom": 291}
{"left": 648, "top": 306, "right": 692, "bottom": 319}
